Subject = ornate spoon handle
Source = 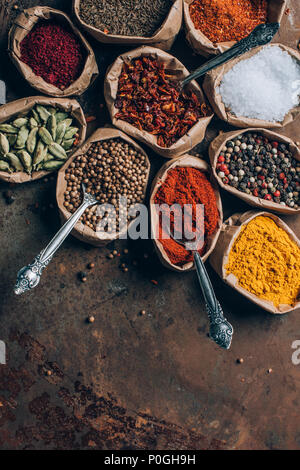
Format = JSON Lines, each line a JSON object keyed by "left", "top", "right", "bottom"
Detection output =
{"left": 181, "top": 23, "right": 280, "bottom": 88}
{"left": 14, "top": 189, "right": 98, "bottom": 295}
{"left": 193, "top": 252, "right": 233, "bottom": 350}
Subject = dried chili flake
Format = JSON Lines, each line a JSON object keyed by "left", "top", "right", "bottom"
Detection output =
{"left": 115, "top": 56, "right": 211, "bottom": 148}
{"left": 189, "top": 0, "right": 268, "bottom": 44}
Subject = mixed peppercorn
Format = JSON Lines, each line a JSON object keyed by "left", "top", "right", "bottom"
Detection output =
{"left": 216, "top": 133, "right": 300, "bottom": 209}
{"left": 115, "top": 56, "right": 211, "bottom": 148}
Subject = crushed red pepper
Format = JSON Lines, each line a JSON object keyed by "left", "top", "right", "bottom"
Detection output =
{"left": 189, "top": 0, "right": 268, "bottom": 44}
{"left": 115, "top": 56, "right": 211, "bottom": 148}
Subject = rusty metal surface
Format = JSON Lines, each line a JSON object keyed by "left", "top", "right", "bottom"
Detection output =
{"left": 0, "top": 0, "right": 300, "bottom": 450}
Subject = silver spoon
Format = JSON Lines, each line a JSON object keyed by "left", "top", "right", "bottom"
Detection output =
{"left": 172, "top": 235, "right": 233, "bottom": 350}
{"left": 180, "top": 23, "right": 280, "bottom": 89}
{"left": 14, "top": 183, "right": 99, "bottom": 295}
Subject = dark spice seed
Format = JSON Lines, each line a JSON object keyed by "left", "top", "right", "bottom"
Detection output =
{"left": 79, "top": 0, "right": 173, "bottom": 37}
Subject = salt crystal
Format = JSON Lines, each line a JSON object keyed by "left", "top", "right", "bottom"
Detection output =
{"left": 0, "top": 80, "right": 6, "bottom": 105}
{"left": 217, "top": 46, "right": 300, "bottom": 122}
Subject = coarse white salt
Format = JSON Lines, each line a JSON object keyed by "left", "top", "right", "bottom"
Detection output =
{"left": 217, "top": 45, "right": 300, "bottom": 122}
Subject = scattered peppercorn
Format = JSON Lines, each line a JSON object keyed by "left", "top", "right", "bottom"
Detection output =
{"left": 46, "top": 370, "right": 52, "bottom": 376}
{"left": 3, "top": 190, "right": 15, "bottom": 205}
{"left": 88, "top": 315, "right": 95, "bottom": 323}
{"left": 237, "top": 358, "right": 244, "bottom": 364}
{"left": 216, "top": 133, "right": 300, "bottom": 209}
{"left": 78, "top": 271, "right": 87, "bottom": 282}
{"left": 88, "top": 262, "right": 95, "bottom": 269}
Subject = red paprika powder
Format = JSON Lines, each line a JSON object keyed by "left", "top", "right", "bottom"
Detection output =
{"left": 20, "top": 21, "right": 86, "bottom": 90}
{"left": 189, "top": 0, "right": 268, "bottom": 44}
{"left": 154, "top": 166, "right": 219, "bottom": 266}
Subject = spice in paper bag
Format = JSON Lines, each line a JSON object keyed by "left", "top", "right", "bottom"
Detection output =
{"left": 8, "top": 7, "right": 99, "bottom": 97}
{"left": 209, "top": 128, "right": 300, "bottom": 214}
{"left": 105, "top": 47, "right": 213, "bottom": 159}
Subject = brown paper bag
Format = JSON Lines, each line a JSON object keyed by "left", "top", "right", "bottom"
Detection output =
{"left": 184, "top": 0, "right": 286, "bottom": 57}
{"left": 203, "top": 43, "right": 300, "bottom": 129}
{"left": 0, "top": 96, "right": 86, "bottom": 184}
{"left": 104, "top": 46, "right": 214, "bottom": 159}
{"left": 56, "top": 127, "right": 151, "bottom": 247}
{"left": 209, "top": 211, "right": 300, "bottom": 314}
{"left": 209, "top": 128, "right": 300, "bottom": 215}
{"left": 73, "top": 0, "right": 182, "bottom": 51}
{"left": 8, "top": 6, "right": 99, "bottom": 97}
{"left": 150, "top": 154, "right": 223, "bottom": 272}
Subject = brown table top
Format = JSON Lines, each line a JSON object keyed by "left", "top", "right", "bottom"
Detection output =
{"left": 0, "top": 0, "right": 299, "bottom": 450}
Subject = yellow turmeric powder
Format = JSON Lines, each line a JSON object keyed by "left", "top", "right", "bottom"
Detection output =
{"left": 226, "top": 216, "right": 300, "bottom": 307}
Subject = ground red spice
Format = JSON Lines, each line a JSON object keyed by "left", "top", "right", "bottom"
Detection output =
{"left": 189, "top": 0, "right": 268, "bottom": 43}
{"left": 154, "top": 167, "right": 219, "bottom": 266}
{"left": 20, "top": 21, "right": 86, "bottom": 90}
{"left": 115, "top": 56, "right": 211, "bottom": 148}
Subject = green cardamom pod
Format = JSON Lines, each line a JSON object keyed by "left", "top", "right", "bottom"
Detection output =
{"left": 55, "top": 111, "right": 69, "bottom": 123}
{"left": 29, "top": 117, "right": 39, "bottom": 129}
{"left": 26, "top": 127, "right": 38, "bottom": 154}
{"left": 59, "top": 118, "right": 73, "bottom": 129}
{"left": 48, "top": 106, "right": 57, "bottom": 115}
{"left": 33, "top": 140, "right": 47, "bottom": 167}
{"left": 36, "top": 105, "right": 51, "bottom": 122}
{"left": 7, "top": 134, "right": 17, "bottom": 147}
{"left": 0, "top": 124, "right": 18, "bottom": 134}
{"left": 47, "top": 115, "right": 57, "bottom": 141}
{"left": 48, "top": 142, "right": 67, "bottom": 160}
{"left": 15, "top": 126, "right": 30, "bottom": 149}
{"left": 6, "top": 152, "right": 24, "bottom": 171}
{"left": 64, "top": 127, "right": 78, "bottom": 141}
{"left": 17, "top": 150, "right": 32, "bottom": 174}
{"left": 44, "top": 151, "right": 53, "bottom": 162}
{"left": 0, "top": 159, "right": 11, "bottom": 172}
{"left": 31, "top": 108, "right": 41, "bottom": 125}
{"left": 39, "top": 127, "right": 53, "bottom": 146}
{"left": 56, "top": 122, "right": 67, "bottom": 145}
{"left": 43, "top": 160, "right": 64, "bottom": 171}
{"left": 0, "top": 133, "right": 10, "bottom": 155}
{"left": 62, "top": 138, "right": 75, "bottom": 151}
{"left": 13, "top": 117, "right": 28, "bottom": 128}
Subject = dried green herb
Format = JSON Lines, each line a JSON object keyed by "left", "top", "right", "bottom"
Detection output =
{"left": 79, "top": 0, "right": 173, "bottom": 37}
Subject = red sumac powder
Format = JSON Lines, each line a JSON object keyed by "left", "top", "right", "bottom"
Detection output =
{"left": 20, "top": 21, "right": 86, "bottom": 90}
